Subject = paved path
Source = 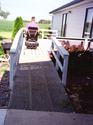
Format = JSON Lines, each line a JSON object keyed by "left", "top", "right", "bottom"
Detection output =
{"left": 0, "top": 109, "right": 7, "bottom": 125}
{"left": 4, "top": 109, "right": 93, "bottom": 125}
{"left": 8, "top": 39, "right": 73, "bottom": 112}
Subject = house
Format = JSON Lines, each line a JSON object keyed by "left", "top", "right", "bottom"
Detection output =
{"left": 50, "top": 0, "right": 93, "bottom": 38}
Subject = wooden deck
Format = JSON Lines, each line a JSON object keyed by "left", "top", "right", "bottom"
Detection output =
{"left": 9, "top": 39, "right": 73, "bottom": 112}
{"left": 19, "top": 39, "right": 51, "bottom": 63}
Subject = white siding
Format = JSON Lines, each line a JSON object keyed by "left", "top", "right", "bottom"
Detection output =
{"left": 66, "top": 2, "right": 93, "bottom": 37}
{"left": 52, "top": 13, "right": 62, "bottom": 35}
{"left": 51, "top": 0, "right": 93, "bottom": 37}
{"left": 66, "top": 6, "right": 86, "bottom": 37}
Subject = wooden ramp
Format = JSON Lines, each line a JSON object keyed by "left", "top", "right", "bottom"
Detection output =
{"left": 9, "top": 39, "right": 73, "bottom": 112}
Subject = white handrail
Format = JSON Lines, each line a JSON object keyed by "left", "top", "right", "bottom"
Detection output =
{"left": 51, "top": 37, "right": 69, "bottom": 86}
{"left": 21, "top": 28, "right": 58, "bottom": 39}
{"left": 10, "top": 28, "right": 25, "bottom": 90}
{"left": 57, "top": 36, "right": 93, "bottom": 51}
{"left": 51, "top": 36, "right": 93, "bottom": 86}
{"left": 39, "top": 29, "right": 58, "bottom": 39}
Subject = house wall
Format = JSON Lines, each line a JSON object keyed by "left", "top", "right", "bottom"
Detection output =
{"left": 52, "top": 13, "right": 62, "bottom": 35}
{"left": 51, "top": 0, "right": 93, "bottom": 37}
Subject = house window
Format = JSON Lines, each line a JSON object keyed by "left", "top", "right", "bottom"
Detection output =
{"left": 61, "top": 13, "right": 67, "bottom": 37}
{"left": 83, "top": 8, "right": 93, "bottom": 38}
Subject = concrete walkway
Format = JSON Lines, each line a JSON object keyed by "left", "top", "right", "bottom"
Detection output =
{"left": 0, "top": 109, "right": 7, "bottom": 125}
{"left": 4, "top": 109, "right": 93, "bottom": 125}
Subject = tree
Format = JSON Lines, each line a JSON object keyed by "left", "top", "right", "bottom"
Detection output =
{"left": 0, "top": 10, "right": 10, "bottom": 19}
{"left": 12, "top": 16, "right": 24, "bottom": 40}
{"left": 0, "top": 1, "right": 10, "bottom": 19}
{"left": 0, "top": 43, "right": 4, "bottom": 56}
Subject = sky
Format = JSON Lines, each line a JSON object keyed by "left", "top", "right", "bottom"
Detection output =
{"left": 1, "top": 0, "right": 73, "bottom": 21}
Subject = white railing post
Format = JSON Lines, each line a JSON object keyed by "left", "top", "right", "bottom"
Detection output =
{"left": 84, "top": 38, "right": 89, "bottom": 50}
{"left": 55, "top": 51, "right": 60, "bottom": 70}
{"left": 39, "top": 29, "right": 58, "bottom": 39}
{"left": 42, "top": 31, "right": 44, "bottom": 39}
{"left": 9, "top": 28, "right": 25, "bottom": 90}
{"left": 88, "top": 38, "right": 93, "bottom": 51}
{"left": 51, "top": 37, "right": 69, "bottom": 86}
{"left": 62, "top": 55, "right": 69, "bottom": 86}
{"left": 9, "top": 52, "right": 16, "bottom": 90}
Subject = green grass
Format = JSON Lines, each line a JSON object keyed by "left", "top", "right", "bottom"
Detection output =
{"left": 0, "top": 31, "right": 12, "bottom": 39}
{"left": 24, "top": 21, "right": 50, "bottom": 29}
{"left": 38, "top": 23, "right": 50, "bottom": 29}
{"left": 0, "top": 19, "right": 50, "bottom": 39}
{"left": 0, "top": 63, "right": 9, "bottom": 76}
{"left": 0, "top": 43, "right": 4, "bottom": 56}
{"left": 0, "top": 19, "right": 14, "bottom": 32}
{"left": 0, "top": 19, "right": 50, "bottom": 31}
{"left": 0, "top": 19, "right": 14, "bottom": 39}
{"left": 1, "top": 66, "right": 7, "bottom": 74}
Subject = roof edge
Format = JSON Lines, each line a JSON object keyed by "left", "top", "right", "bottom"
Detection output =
{"left": 49, "top": 0, "right": 85, "bottom": 14}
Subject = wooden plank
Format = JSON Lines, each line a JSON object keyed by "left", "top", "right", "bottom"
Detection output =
{"left": 19, "top": 39, "right": 51, "bottom": 63}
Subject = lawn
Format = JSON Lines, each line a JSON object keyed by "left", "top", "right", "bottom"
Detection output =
{"left": 0, "top": 31, "right": 12, "bottom": 39}
{"left": 0, "top": 19, "right": 14, "bottom": 40}
{"left": 38, "top": 23, "right": 50, "bottom": 29}
{"left": 0, "top": 19, "right": 14, "bottom": 32}
{"left": 0, "top": 19, "right": 50, "bottom": 39}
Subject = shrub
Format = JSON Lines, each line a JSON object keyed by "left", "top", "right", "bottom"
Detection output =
{"left": 12, "top": 16, "right": 23, "bottom": 40}
{"left": 0, "top": 43, "right": 4, "bottom": 56}
{"left": 0, "top": 36, "right": 3, "bottom": 40}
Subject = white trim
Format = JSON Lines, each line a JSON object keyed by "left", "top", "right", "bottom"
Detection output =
{"left": 51, "top": 37, "right": 69, "bottom": 86}
{"left": 0, "top": 109, "right": 7, "bottom": 125}
{"left": 10, "top": 28, "right": 25, "bottom": 90}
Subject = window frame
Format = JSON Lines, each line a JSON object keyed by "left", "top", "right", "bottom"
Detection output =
{"left": 61, "top": 13, "right": 67, "bottom": 37}
{"left": 83, "top": 7, "right": 93, "bottom": 38}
